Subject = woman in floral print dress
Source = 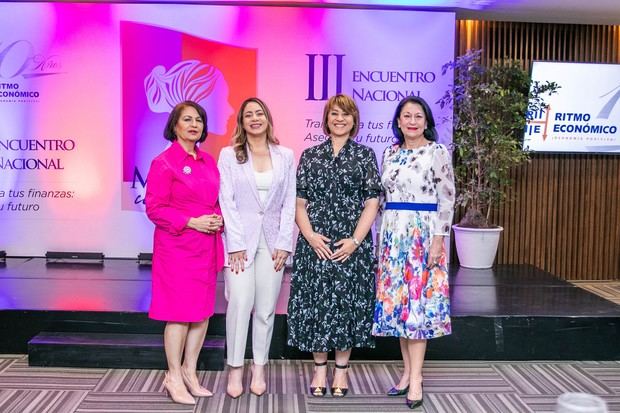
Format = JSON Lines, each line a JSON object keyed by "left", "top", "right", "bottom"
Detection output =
{"left": 372, "top": 96, "right": 455, "bottom": 410}
{"left": 288, "top": 94, "right": 381, "bottom": 398}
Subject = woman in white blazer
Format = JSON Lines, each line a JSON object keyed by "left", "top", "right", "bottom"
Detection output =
{"left": 218, "top": 97, "right": 296, "bottom": 398}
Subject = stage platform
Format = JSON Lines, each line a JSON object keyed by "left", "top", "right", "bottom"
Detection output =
{"left": 0, "top": 258, "right": 618, "bottom": 366}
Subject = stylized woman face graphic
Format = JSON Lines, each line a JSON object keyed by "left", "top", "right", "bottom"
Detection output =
{"left": 145, "top": 60, "right": 233, "bottom": 136}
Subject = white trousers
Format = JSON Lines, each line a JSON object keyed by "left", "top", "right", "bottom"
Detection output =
{"left": 224, "top": 232, "right": 284, "bottom": 367}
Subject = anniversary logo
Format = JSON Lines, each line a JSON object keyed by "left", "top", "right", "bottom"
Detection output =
{"left": 0, "top": 37, "right": 74, "bottom": 214}
{"left": 0, "top": 39, "right": 63, "bottom": 102}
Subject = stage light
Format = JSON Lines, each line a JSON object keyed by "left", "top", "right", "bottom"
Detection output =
{"left": 45, "top": 251, "right": 104, "bottom": 265}
{"left": 137, "top": 252, "right": 153, "bottom": 266}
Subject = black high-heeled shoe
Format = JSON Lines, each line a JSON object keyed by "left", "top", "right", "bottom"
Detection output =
{"left": 387, "top": 385, "right": 409, "bottom": 396}
{"left": 331, "top": 363, "right": 349, "bottom": 397}
{"left": 406, "top": 397, "right": 423, "bottom": 409}
{"left": 405, "top": 383, "right": 423, "bottom": 409}
{"left": 309, "top": 361, "right": 328, "bottom": 397}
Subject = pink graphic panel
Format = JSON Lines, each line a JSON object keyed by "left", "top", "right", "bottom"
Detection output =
{"left": 120, "top": 22, "right": 256, "bottom": 211}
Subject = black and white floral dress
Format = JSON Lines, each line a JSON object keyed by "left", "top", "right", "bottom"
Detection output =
{"left": 287, "top": 138, "right": 381, "bottom": 352}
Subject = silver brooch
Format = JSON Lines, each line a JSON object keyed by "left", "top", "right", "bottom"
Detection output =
{"left": 182, "top": 166, "right": 192, "bottom": 175}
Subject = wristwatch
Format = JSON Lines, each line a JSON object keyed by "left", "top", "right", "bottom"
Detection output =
{"left": 351, "top": 237, "right": 360, "bottom": 247}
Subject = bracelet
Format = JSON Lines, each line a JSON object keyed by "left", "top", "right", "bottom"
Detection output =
{"left": 351, "top": 237, "right": 360, "bottom": 247}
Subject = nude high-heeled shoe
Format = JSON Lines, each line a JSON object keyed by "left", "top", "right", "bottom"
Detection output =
{"left": 181, "top": 368, "right": 213, "bottom": 397}
{"left": 163, "top": 372, "right": 196, "bottom": 405}
{"left": 250, "top": 364, "right": 267, "bottom": 397}
{"left": 226, "top": 366, "right": 244, "bottom": 399}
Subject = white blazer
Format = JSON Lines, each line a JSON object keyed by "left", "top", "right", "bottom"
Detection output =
{"left": 218, "top": 144, "right": 296, "bottom": 266}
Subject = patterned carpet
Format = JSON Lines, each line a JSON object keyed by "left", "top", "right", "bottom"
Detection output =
{"left": 572, "top": 281, "right": 620, "bottom": 305}
{"left": 0, "top": 356, "right": 618, "bottom": 412}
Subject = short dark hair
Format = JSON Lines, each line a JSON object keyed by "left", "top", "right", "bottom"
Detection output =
{"left": 391, "top": 96, "right": 438, "bottom": 144}
{"left": 163, "top": 101, "right": 208, "bottom": 143}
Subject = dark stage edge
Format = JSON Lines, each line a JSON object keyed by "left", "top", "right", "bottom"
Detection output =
{"left": 28, "top": 332, "right": 225, "bottom": 370}
{"left": 1, "top": 258, "right": 619, "bottom": 365}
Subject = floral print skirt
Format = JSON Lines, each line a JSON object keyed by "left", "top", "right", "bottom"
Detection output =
{"left": 287, "top": 236, "right": 376, "bottom": 353}
{"left": 372, "top": 211, "right": 451, "bottom": 340}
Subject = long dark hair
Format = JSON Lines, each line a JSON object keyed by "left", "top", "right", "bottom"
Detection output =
{"left": 391, "top": 96, "right": 438, "bottom": 145}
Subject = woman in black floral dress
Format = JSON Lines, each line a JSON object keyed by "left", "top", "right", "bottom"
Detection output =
{"left": 287, "top": 94, "right": 380, "bottom": 398}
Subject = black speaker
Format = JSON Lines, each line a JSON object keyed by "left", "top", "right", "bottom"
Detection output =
{"left": 137, "top": 252, "right": 153, "bottom": 266}
{"left": 45, "top": 251, "right": 104, "bottom": 265}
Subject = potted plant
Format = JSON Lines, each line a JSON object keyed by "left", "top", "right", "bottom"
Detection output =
{"left": 437, "top": 49, "right": 559, "bottom": 269}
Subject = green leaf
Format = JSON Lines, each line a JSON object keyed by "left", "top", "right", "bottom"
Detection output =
{"left": 437, "top": 49, "right": 560, "bottom": 226}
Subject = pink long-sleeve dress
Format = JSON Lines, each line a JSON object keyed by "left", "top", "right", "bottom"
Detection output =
{"left": 145, "top": 140, "right": 224, "bottom": 322}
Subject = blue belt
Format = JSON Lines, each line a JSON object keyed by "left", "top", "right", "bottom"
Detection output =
{"left": 384, "top": 202, "right": 438, "bottom": 212}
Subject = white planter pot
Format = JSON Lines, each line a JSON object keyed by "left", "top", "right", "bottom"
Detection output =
{"left": 452, "top": 224, "right": 504, "bottom": 269}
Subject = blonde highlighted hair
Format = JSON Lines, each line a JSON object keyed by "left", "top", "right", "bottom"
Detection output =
{"left": 322, "top": 94, "right": 360, "bottom": 138}
{"left": 232, "top": 97, "right": 279, "bottom": 163}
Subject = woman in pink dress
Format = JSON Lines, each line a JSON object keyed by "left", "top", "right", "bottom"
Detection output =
{"left": 145, "top": 100, "right": 224, "bottom": 405}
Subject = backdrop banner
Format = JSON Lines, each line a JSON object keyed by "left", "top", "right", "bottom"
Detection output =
{"left": 0, "top": 3, "right": 455, "bottom": 256}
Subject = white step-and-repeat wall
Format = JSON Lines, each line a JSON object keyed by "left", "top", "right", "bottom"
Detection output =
{"left": 0, "top": 3, "right": 454, "bottom": 257}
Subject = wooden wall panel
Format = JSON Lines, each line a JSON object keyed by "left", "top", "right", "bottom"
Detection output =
{"left": 453, "top": 21, "right": 620, "bottom": 280}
